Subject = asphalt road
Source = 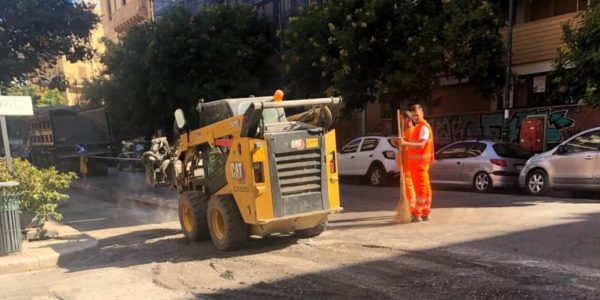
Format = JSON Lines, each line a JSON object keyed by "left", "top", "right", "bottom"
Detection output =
{"left": 0, "top": 169, "right": 599, "bottom": 299}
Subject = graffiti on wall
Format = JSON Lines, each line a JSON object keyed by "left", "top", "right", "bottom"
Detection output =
{"left": 429, "top": 106, "right": 582, "bottom": 147}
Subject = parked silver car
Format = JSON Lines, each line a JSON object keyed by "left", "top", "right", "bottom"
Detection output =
{"left": 431, "top": 140, "right": 532, "bottom": 192}
{"left": 519, "top": 127, "right": 600, "bottom": 196}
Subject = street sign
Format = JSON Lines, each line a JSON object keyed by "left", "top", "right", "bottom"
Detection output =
{"left": 0, "top": 95, "right": 33, "bottom": 173}
{"left": 75, "top": 144, "right": 87, "bottom": 155}
{"left": 0, "top": 96, "right": 33, "bottom": 116}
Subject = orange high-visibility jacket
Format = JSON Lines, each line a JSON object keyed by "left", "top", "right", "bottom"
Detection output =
{"left": 407, "top": 120, "right": 434, "bottom": 163}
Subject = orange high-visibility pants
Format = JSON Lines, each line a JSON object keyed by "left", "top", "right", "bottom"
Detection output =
{"left": 404, "top": 165, "right": 417, "bottom": 216}
{"left": 408, "top": 161, "right": 432, "bottom": 217}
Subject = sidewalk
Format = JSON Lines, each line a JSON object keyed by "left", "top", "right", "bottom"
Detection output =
{"left": 0, "top": 221, "right": 97, "bottom": 275}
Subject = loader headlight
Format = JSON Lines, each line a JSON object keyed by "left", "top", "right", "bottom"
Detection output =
{"left": 328, "top": 152, "right": 336, "bottom": 173}
{"left": 253, "top": 162, "right": 264, "bottom": 183}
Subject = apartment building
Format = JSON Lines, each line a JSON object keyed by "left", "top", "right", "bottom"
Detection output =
{"left": 35, "top": 2, "right": 106, "bottom": 106}
{"left": 337, "top": 0, "right": 599, "bottom": 148}
{"left": 99, "top": 0, "right": 153, "bottom": 41}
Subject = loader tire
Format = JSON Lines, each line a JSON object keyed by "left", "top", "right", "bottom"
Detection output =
{"left": 207, "top": 195, "right": 248, "bottom": 251}
{"left": 178, "top": 191, "right": 210, "bottom": 241}
{"left": 295, "top": 217, "right": 328, "bottom": 238}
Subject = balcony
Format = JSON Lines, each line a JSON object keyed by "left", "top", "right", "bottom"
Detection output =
{"left": 506, "top": 12, "right": 579, "bottom": 66}
{"left": 111, "top": 0, "right": 151, "bottom": 33}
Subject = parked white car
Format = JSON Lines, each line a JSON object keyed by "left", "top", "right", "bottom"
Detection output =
{"left": 338, "top": 136, "right": 399, "bottom": 186}
{"left": 519, "top": 126, "right": 600, "bottom": 196}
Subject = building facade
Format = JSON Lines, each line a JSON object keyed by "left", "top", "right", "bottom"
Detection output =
{"left": 36, "top": 2, "right": 106, "bottom": 106}
{"left": 99, "top": 0, "right": 153, "bottom": 42}
{"left": 151, "top": 0, "right": 313, "bottom": 29}
{"left": 338, "top": 0, "right": 599, "bottom": 149}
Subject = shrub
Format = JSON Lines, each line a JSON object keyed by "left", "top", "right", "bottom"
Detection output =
{"left": 0, "top": 158, "right": 77, "bottom": 222}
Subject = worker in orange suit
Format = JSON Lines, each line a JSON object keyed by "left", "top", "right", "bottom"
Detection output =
{"left": 399, "top": 104, "right": 434, "bottom": 222}
{"left": 395, "top": 111, "right": 417, "bottom": 219}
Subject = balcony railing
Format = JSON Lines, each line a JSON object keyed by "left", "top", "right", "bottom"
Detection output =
{"left": 504, "top": 12, "right": 580, "bottom": 66}
{"left": 111, "top": 0, "right": 150, "bottom": 33}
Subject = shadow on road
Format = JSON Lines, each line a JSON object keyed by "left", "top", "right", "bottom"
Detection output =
{"left": 58, "top": 228, "right": 302, "bottom": 273}
{"left": 199, "top": 212, "right": 600, "bottom": 299}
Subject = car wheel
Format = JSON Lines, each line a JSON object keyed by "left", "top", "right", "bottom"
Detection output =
{"left": 473, "top": 172, "right": 493, "bottom": 193}
{"left": 367, "top": 164, "right": 387, "bottom": 186}
{"left": 526, "top": 169, "right": 549, "bottom": 196}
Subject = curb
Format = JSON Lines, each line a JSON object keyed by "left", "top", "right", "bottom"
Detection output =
{"left": 0, "top": 223, "right": 98, "bottom": 275}
{"left": 126, "top": 195, "right": 177, "bottom": 210}
{"left": 70, "top": 181, "right": 98, "bottom": 192}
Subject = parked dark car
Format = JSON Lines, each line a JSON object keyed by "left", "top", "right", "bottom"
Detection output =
{"left": 431, "top": 140, "right": 533, "bottom": 192}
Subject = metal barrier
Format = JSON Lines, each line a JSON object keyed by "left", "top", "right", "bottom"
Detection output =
{"left": 0, "top": 182, "right": 21, "bottom": 256}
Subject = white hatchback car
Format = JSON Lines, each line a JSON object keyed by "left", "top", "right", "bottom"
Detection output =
{"left": 338, "top": 136, "right": 399, "bottom": 186}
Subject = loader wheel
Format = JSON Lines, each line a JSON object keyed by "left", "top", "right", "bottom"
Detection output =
{"left": 179, "top": 192, "right": 210, "bottom": 241}
{"left": 207, "top": 195, "right": 248, "bottom": 251}
{"left": 295, "top": 217, "right": 328, "bottom": 238}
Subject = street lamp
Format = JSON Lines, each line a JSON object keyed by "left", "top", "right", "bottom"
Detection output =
{"left": 503, "top": 0, "right": 515, "bottom": 142}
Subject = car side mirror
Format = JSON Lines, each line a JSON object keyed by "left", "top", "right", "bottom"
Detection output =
{"left": 174, "top": 109, "right": 187, "bottom": 130}
{"left": 555, "top": 145, "right": 567, "bottom": 155}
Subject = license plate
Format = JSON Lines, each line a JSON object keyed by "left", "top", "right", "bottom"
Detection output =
{"left": 516, "top": 165, "right": 524, "bottom": 171}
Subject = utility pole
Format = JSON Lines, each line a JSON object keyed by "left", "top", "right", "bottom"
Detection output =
{"left": 503, "top": 0, "right": 515, "bottom": 142}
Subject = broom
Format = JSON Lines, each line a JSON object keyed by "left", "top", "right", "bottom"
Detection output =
{"left": 395, "top": 109, "right": 412, "bottom": 224}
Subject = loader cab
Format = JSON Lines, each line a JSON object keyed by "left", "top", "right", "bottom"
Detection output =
{"left": 197, "top": 98, "right": 286, "bottom": 127}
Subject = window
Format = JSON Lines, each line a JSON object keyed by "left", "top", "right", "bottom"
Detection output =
{"left": 466, "top": 142, "right": 487, "bottom": 158}
{"left": 341, "top": 139, "right": 361, "bottom": 154}
{"left": 360, "top": 138, "right": 379, "bottom": 152}
{"left": 564, "top": 130, "right": 600, "bottom": 153}
{"left": 493, "top": 143, "right": 533, "bottom": 159}
{"left": 437, "top": 142, "right": 470, "bottom": 159}
{"left": 523, "top": 0, "right": 587, "bottom": 22}
{"left": 106, "top": 0, "right": 112, "bottom": 19}
{"left": 78, "top": 66, "right": 88, "bottom": 80}
{"left": 199, "top": 103, "right": 232, "bottom": 128}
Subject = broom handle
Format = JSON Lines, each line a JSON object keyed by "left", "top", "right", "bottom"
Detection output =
{"left": 396, "top": 110, "right": 405, "bottom": 197}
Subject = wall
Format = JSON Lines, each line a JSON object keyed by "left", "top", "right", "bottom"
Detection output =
{"left": 430, "top": 83, "right": 492, "bottom": 116}
{"left": 427, "top": 104, "right": 599, "bottom": 149}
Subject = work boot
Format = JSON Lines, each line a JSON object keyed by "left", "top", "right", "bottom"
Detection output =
{"left": 422, "top": 215, "right": 430, "bottom": 221}
{"left": 412, "top": 216, "right": 422, "bottom": 223}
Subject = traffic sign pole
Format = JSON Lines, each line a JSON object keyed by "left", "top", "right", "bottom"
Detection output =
{"left": 1, "top": 116, "right": 13, "bottom": 173}
{"left": 0, "top": 90, "right": 13, "bottom": 173}
{"left": 0, "top": 91, "right": 33, "bottom": 174}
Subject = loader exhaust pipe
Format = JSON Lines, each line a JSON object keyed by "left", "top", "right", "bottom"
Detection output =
{"left": 253, "top": 97, "right": 342, "bottom": 109}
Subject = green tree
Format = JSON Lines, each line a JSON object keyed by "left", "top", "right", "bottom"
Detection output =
{"left": 0, "top": 158, "right": 76, "bottom": 222}
{"left": 83, "top": 5, "right": 272, "bottom": 140}
{"left": 0, "top": 0, "right": 98, "bottom": 85}
{"left": 552, "top": 4, "right": 600, "bottom": 107}
{"left": 280, "top": 0, "right": 505, "bottom": 111}
{"left": 6, "top": 85, "right": 67, "bottom": 107}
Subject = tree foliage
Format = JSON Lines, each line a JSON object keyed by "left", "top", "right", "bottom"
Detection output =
{"left": 83, "top": 5, "right": 272, "bottom": 140}
{"left": 6, "top": 85, "right": 68, "bottom": 107}
{"left": 280, "top": 0, "right": 505, "bottom": 110}
{"left": 0, "top": 158, "right": 76, "bottom": 222}
{"left": 552, "top": 4, "right": 600, "bottom": 107}
{"left": 0, "top": 0, "right": 99, "bottom": 85}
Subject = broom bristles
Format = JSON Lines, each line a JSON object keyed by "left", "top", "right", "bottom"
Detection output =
{"left": 394, "top": 109, "right": 412, "bottom": 224}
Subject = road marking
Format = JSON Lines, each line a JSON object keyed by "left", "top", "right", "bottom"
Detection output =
{"left": 65, "top": 218, "right": 109, "bottom": 224}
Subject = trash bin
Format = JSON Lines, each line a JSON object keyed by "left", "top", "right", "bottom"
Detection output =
{"left": 0, "top": 182, "right": 21, "bottom": 256}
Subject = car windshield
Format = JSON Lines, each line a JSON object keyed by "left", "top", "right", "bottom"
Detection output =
{"left": 238, "top": 102, "right": 286, "bottom": 124}
{"left": 493, "top": 143, "right": 533, "bottom": 159}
